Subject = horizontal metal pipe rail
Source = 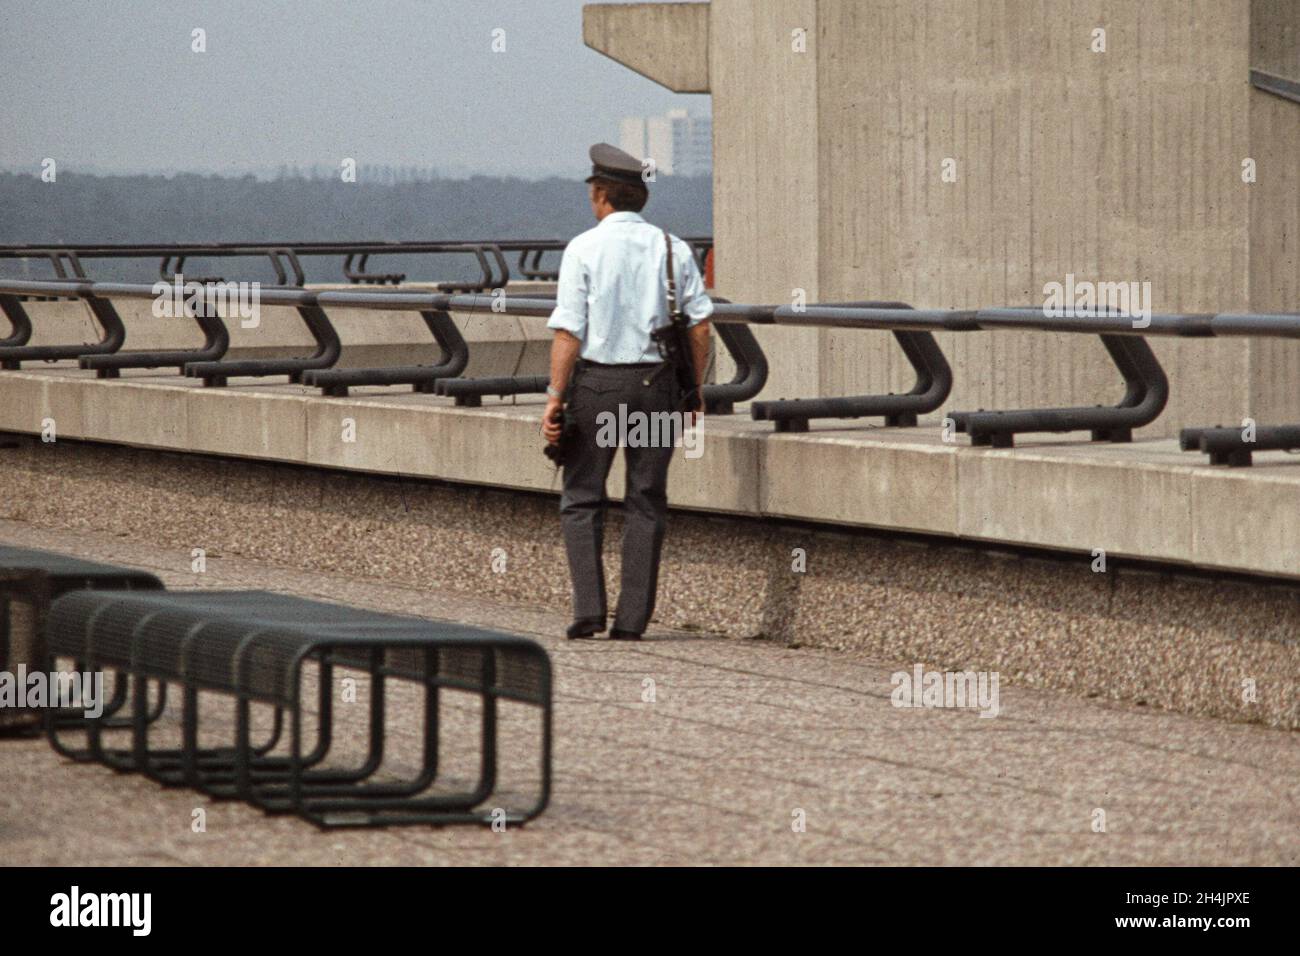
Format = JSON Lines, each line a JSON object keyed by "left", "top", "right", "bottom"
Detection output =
{"left": 708, "top": 303, "right": 1300, "bottom": 456}
{"left": 0, "top": 238, "right": 715, "bottom": 256}
{"left": 436, "top": 376, "right": 551, "bottom": 407}
{"left": 0, "top": 238, "right": 714, "bottom": 288}
{"left": 0, "top": 280, "right": 565, "bottom": 391}
{"left": 1178, "top": 425, "right": 1300, "bottom": 468}
{"left": 0, "top": 277, "right": 1297, "bottom": 463}
{"left": 423, "top": 295, "right": 768, "bottom": 412}
{"left": 0, "top": 242, "right": 523, "bottom": 292}
{"left": 163, "top": 246, "right": 305, "bottom": 286}
{"left": 3, "top": 280, "right": 1296, "bottom": 341}
{"left": 1251, "top": 68, "right": 1300, "bottom": 106}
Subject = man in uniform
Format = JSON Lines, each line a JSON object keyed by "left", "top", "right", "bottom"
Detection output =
{"left": 541, "top": 143, "right": 713, "bottom": 641}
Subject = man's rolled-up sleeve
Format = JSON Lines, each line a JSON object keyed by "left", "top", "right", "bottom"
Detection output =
{"left": 675, "top": 239, "right": 714, "bottom": 326}
{"left": 547, "top": 245, "right": 588, "bottom": 338}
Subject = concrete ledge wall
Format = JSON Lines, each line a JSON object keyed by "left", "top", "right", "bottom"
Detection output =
{"left": 2, "top": 435, "right": 1293, "bottom": 729}
{"left": 3, "top": 371, "right": 1300, "bottom": 581}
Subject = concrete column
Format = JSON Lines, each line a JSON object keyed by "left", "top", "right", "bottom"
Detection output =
{"left": 710, "top": 0, "right": 822, "bottom": 400}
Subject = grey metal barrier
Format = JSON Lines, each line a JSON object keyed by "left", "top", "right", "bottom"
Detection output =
{"left": 0, "top": 276, "right": 1297, "bottom": 466}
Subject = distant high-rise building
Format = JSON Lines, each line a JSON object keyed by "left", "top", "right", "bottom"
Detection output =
{"left": 619, "top": 118, "right": 648, "bottom": 165}
{"left": 617, "top": 109, "right": 711, "bottom": 178}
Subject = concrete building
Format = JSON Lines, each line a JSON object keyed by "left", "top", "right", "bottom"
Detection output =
{"left": 618, "top": 116, "right": 648, "bottom": 166}
{"left": 618, "top": 108, "right": 713, "bottom": 177}
{"left": 584, "top": 0, "right": 1300, "bottom": 438}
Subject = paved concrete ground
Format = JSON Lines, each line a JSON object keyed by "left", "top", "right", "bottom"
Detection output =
{"left": 1, "top": 518, "right": 1296, "bottom": 866}
{"left": 6, "top": 436, "right": 1297, "bottom": 729}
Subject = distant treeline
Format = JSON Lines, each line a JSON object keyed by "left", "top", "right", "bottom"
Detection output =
{"left": 0, "top": 171, "right": 712, "bottom": 284}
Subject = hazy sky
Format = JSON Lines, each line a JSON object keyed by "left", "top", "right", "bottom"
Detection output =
{"left": 0, "top": 0, "right": 710, "bottom": 178}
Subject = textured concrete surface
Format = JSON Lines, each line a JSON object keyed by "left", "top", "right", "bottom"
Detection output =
{"left": 1, "top": 439, "right": 1295, "bottom": 728}
{"left": 690, "top": 0, "right": 1300, "bottom": 433}
{"left": 1249, "top": 1, "right": 1300, "bottom": 422}
{"left": 584, "top": 2, "right": 710, "bottom": 93}
{"left": 5, "top": 368, "right": 1300, "bottom": 581}
{"left": 709, "top": 0, "right": 821, "bottom": 400}
{"left": 0, "top": 521, "right": 1296, "bottom": 866}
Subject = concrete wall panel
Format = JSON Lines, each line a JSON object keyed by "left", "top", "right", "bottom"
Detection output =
{"left": 815, "top": 0, "right": 1255, "bottom": 438}
{"left": 1247, "top": 1, "right": 1300, "bottom": 423}
{"left": 710, "top": 0, "right": 822, "bottom": 399}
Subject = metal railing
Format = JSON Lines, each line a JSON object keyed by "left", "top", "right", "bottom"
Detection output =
{"left": 716, "top": 303, "right": 1300, "bottom": 459}
{"left": 0, "top": 278, "right": 768, "bottom": 414}
{"left": 0, "top": 237, "right": 714, "bottom": 289}
{"left": 0, "top": 241, "right": 540, "bottom": 289}
{"left": 0, "top": 274, "right": 1297, "bottom": 467}
{"left": 1251, "top": 68, "right": 1300, "bottom": 106}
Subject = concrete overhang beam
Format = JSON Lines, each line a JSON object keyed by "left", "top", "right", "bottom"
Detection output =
{"left": 583, "top": 2, "right": 710, "bottom": 93}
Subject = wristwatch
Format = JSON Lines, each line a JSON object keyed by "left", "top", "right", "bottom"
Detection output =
{"left": 545, "top": 385, "right": 564, "bottom": 400}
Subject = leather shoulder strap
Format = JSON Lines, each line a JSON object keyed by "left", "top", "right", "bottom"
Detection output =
{"left": 663, "top": 229, "right": 679, "bottom": 317}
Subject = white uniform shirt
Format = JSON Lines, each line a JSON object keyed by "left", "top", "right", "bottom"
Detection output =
{"left": 546, "top": 211, "right": 713, "bottom": 364}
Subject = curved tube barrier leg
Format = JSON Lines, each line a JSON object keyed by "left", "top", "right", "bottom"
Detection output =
{"left": 168, "top": 255, "right": 227, "bottom": 287}
{"left": 436, "top": 246, "right": 498, "bottom": 294}
{"left": 750, "top": 302, "right": 953, "bottom": 432}
{"left": 518, "top": 246, "right": 559, "bottom": 281}
{"left": 0, "top": 295, "right": 34, "bottom": 367}
{"left": 483, "top": 244, "right": 510, "bottom": 287}
{"left": 1179, "top": 424, "right": 1300, "bottom": 468}
{"left": 948, "top": 334, "right": 1169, "bottom": 447}
{"left": 0, "top": 287, "right": 126, "bottom": 369}
{"left": 272, "top": 248, "right": 306, "bottom": 287}
{"left": 80, "top": 299, "right": 230, "bottom": 378}
{"left": 705, "top": 320, "right": 769, "bottom": 415}
{"left": 344, "top": 253, "right": 406, "bottom": 286}
{"left": 183, "top": 296, "right": 341, "bottom": 387}
{"left": 301, "top": 309, "right": 469, "bottom": 397}
{"left": 40, "top": 250, "right": 87, "bottom": 282}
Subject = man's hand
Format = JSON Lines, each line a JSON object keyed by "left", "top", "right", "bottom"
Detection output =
{"left": 687, "top": 320, "right": 711, "bottom": 428}
{"left": 688, "top": 385, "right": 705, "bottom": 427}
{"left": 542, "top": 396, "right": 565, "bottom": 444}
{"left": 543, "top": 331, "right": 581, "bottom": 445}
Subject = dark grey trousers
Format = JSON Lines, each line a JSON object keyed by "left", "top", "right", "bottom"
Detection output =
{"left": 560, "top": 362, "right": 679, "bottom": 634}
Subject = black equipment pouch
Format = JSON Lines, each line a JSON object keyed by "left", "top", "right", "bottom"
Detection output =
{"left": 543, "top": 402, "right": 578, "bottom": 467}
{"left": 649, "top": 230, "right": 701, "bottom": 413}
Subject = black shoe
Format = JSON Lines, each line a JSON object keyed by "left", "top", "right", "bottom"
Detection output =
{"left": 566, "top": 617, "right": 607, "bottom": 640}
{"left": 609, "top": 628, "right": 642, "bottom": 641}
